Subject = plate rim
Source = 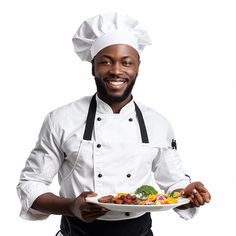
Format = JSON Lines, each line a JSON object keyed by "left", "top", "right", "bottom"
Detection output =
{"left": 86, "top": 194, "right": 190, "bottom": 212}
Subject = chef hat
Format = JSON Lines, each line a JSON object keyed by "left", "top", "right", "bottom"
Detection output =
{"left": 72, "top": 13, "right": 152, "bottom": 61}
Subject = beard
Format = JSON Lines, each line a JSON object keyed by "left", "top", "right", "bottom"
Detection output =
{"left": 94, "top": 77, "right": 136, "bottom": 104}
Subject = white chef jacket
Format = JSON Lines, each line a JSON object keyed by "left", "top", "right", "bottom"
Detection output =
{"left": 17, "top": 95, "right": 196, "bottom": 221}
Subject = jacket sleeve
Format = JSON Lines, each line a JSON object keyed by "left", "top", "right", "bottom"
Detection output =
{"left": 16, "top": 113, "right": 64, "bottom": 220}
{"left": 152, "top": 123, "right": 198, "bottom": 220}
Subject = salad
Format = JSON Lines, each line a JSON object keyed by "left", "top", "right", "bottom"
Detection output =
{"left": 98, "top": 185, "right": 181, "bottom": 205}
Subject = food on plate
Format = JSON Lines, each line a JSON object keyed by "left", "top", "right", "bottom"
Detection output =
{"left": 135, "top": 185, "right": 158, "bottom": 198}
{"left": 97, "top": 185, "right": 182, "bottom": 205}
{"left": 97, "top": 195, "right": 114, "bottom": 203}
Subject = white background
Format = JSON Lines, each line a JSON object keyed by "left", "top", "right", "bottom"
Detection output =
{"left": 0, "top": 0, "right": 235, "bottom": 235}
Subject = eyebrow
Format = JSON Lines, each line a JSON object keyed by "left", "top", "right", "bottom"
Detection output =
{"left": 99, "top": 55, "right": 133, "bottom": 60}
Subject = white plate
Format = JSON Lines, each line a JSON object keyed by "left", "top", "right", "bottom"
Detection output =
{"left": 86, "top": 195, "right": 190, "bottom": 213}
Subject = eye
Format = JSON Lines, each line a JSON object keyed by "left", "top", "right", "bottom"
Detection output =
{"left": 99, "top": 60, "right": 111, "bottom": 65}
{"left": 122, "top": 61, "right": 132, "bottom": 67}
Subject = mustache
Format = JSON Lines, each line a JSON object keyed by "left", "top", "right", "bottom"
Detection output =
{"left": 103, "top": 75, "right": 129, "bottom": 80}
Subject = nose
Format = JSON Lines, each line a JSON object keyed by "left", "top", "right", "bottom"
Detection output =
{"left": 109, "top": 62, "right": 123, "bottom": 76}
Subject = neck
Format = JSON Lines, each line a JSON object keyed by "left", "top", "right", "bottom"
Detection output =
{"left": 97, "top": 94, "right": 132, "bottom": 113}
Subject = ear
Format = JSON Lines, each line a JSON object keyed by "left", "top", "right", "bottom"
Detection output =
{"left": 136, "top": 60, "right": 141, "bottom": 76}
{"left": 92, "top": 66, "right": 95, "bottom": 76}
{"left": 91, "top": 60, "right": 95, "bottom": 76}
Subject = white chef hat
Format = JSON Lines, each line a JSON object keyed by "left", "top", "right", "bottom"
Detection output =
{"left": 72, "top": 13, "right": 152, "bottom": 61}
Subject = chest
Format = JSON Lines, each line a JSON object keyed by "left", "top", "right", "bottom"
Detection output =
{"left": 94, "top": 114, "right": 141, "bottom": 142}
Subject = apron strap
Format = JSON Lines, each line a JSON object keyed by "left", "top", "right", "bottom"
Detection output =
{"left": 55, "top": 230, "right": 62, "bottom": 236}
{"left": 134, "top": 102, "right": 149, "bottom": 143}
{"left": 83, "top": 94, "right": 97, "bottom": 141}
{"left": 83, "top": 94, "right": 149, "bottom": 143}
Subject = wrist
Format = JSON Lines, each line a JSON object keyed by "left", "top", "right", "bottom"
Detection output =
{"left": 61, "top": 197, "right": 75, "bottom": 217}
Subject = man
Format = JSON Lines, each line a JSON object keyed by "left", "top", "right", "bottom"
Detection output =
{"left": 17, "top": 13, "right": 211, "bottom": 236}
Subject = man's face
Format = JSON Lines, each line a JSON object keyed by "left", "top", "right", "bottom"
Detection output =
{"left": 92, "top": 44, "right": 140, "bottom": 104}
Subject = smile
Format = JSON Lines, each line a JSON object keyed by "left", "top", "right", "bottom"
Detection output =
{"left": 105, "top": 79, "right": 127, "bottom": 89}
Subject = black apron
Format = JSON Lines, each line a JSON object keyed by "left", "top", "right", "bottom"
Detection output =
{"left": 58, "top": 95, "right": 153, "bottom": 236}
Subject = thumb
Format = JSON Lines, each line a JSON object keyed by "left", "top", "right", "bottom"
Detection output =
{"left": 180, "top": 189, "right": 187, "bottom": 197}
{"left": 80, "top": 191, "right": 97, "bottom": 199}
{"left": 180, "top": 188, "right": 192, "bottom": 198}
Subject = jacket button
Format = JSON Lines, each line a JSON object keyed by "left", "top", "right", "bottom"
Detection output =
{"left": 97, "top": 144, "right": 101, "bottom": 148}
{"left": 97, "top": 117, "right": 102, "bottom": 121}
{"left": 128, "top": 118, "right": 133, "bottom": 122}
{"left": 126, "top": 173, "right": 131, "bottom": 178}
{"left": 98, "top": 174, "right": 102, "bottom": 178}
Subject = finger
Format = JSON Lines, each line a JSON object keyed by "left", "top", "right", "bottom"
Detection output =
{"left": 192, "top": 189, "right": 205, "bottom": 205}
{"left": 83, "top": 212, "right": 106, "bottom": 223}
{"left": 86, "top": 202, "right": 108, "bottom": 209}
{"left": 195, "top": 184, "right": 209, "bottom": 194}
{"left": 82, "top": 208, "right": 109, "bottom": 222}
{"left": 82, "top": 209, "right": 109, "bottom": 216}
{"left": 194, "top": 182, "right": 212, "bottom": 201}
{"left": 81, "top": 203, "right": 109, "bottom": 212}
{"left": 201, "top": 192, "right": 211, "bottom": 203}
{"left": 180, "top": 190, "right": 185, "bottom": 196}
{"left": 85, "top": 208, "right": 109, "bottom": 215}
{"left": 193, "top": 185, "right": 211, "bottom": 203}
{"left": 194, "top": 182, "right": 204, "bottom": 188}
{"left": 81, "top": 206, "right": 104, "bottom": 213}
{"left": 187, "top": 198, "right": 198, "bottom": 208}
{"left": 82, "top": 206, "right": 109, "bottom": 213}
{"left": 81, "top": 192, "right": 97, "bottom": 198}
{"left": 181, "top": 190, "right": 191, "bottom": 198}
{"left": 82, "top": 214, "right": 101, "bottom": 223}
{"left": 181, "top": 185, "right": 195, "bottom": 197}
{"left": 184, "top": 197, "right": 198, "bottom": 208}
{"left": 192, "top": 198, "right": 201, "bottom": 207}
{"left": 190, "top": 192, "right": 202, "bottom": 207}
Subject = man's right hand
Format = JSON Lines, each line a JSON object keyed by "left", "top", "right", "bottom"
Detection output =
{"left": 70, "top": 192, "right": 109, "bottom": 223}
{"left": 31, "top": 191, "right": 109, "bottom": 223}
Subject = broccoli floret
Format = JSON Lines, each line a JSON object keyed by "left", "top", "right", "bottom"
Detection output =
{"left": 135, "top": 185, "right": 158, "bottom": 198}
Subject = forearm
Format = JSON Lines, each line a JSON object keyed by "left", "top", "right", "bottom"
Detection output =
{"left": 31, "top": 192, "right": 74, "bottom": 217}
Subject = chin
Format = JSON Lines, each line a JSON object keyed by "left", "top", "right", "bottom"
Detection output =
{"left": 95, "top": 77, "right": 135, "bottom": 104}
{"left": 105, "top": 94, "right": 129, "bottom": 103}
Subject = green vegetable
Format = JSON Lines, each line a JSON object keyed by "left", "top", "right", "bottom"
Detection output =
{"left": 135, "top": 185, "right": 158, "bottom": 198}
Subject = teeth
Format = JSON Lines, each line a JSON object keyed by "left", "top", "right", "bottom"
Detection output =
{"left": 109, "top": 81, "right": 124, "bottom": 85}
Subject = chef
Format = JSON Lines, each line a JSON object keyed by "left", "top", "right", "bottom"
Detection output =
{"left": 17, "top": 13, "right": 211, "bottom": 236}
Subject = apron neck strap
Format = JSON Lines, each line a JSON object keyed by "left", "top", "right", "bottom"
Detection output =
{"left": 134, "top": 102, "right": 149, "bottom": 143}
{"left": 83, "top": 94, "right": 149, "bottom": 143}
{"left": 83, "top": 94, "right": 97, "bottom": 141}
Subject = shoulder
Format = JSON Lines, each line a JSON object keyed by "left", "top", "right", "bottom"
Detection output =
{"left": 135, "top": 100, "right": 175, "bottom": 145}
{"left": 135, "top": 100, "right": 171, "bottom": 127}
{"left": 45, "top": 96, "right": 92, "bottom": 134}
{"left": 49, "top": 96, "right": 91, "bottom": 120}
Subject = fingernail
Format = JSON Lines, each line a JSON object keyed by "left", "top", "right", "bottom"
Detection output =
{"left": 193, "top": 189, "right": 197, "bottom": 194}
{"left": 102, "top": 207, "right": 109, "bottom": 212}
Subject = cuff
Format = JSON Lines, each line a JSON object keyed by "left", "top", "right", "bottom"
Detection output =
{"left": 174, "top": 207, "right": 199, "bottom": 220}
{"left": 17, "top": 182, "right": 51, "bottom": 220}
{"left": 19, "top": 207, "right": 50, "bottom": 221}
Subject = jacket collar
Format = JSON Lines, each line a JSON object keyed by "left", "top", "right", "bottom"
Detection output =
{"left": 95, "top": 94, "right": 135, "bottom": 115}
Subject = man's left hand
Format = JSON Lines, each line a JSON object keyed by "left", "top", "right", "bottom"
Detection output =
{"left": 180, "top": 181, "right": 211, "bottom": 208}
